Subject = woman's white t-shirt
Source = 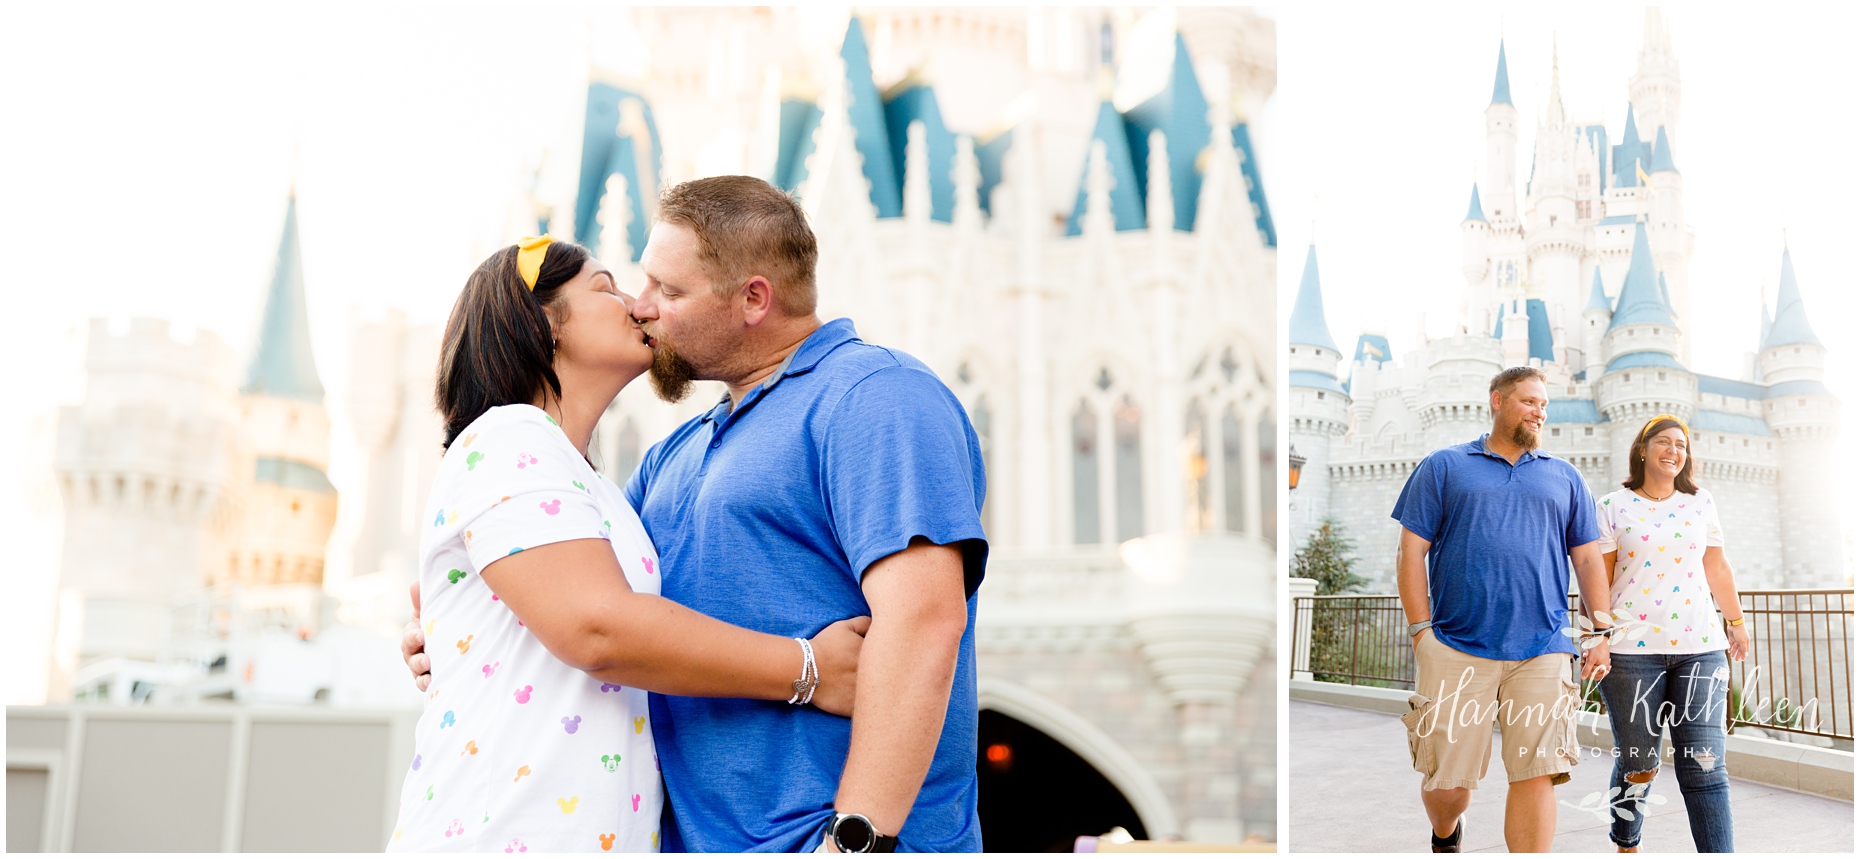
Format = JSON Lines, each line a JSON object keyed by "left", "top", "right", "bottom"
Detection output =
{"left": 1594, "top": 486, "right": 1727, "bottom": 655}
{"left": 389, "top": 405, "right": 664, "bottom": 853}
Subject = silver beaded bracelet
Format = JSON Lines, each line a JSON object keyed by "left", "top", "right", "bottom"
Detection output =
{"left": 788, "top": 637, "right": 818, "bottom": 705}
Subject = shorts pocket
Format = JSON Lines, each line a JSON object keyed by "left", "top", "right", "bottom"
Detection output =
{"left": 1553, "top": 676, "right": 1582, "bottom": 782}
{"left": 1400, "top": 693, "right": 1439, "bottom": 777}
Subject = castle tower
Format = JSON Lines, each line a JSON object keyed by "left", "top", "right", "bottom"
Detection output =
{"left": 1484, "top": 41, "right": 1519, "bottom": 223}
{"left": 49, "top": 320, "right": 244, "bottom": 695}
{"left": 1757, "top": 249, "right": 1841, "bottom": 585}
{"left": 228, "top": 193, "right": 337, "bottom": 606}
{"left": 1461, "top": 184, "right": 1491, "bottom": 326}
{"left": 1580, "top": 267, "right": 1611, "bottom": 380}
{"left": 1287, "top": 244, "right": 1348, "bottom": 546}
{"left": 1596, "top": 221, "right": 1693, "bottom": 467}
{"left": 1525, "top": 46, "right": 1584, "bottom": 340}
{"left": 1628, "top": 8, "right": 1681, "bottom": 148}
{"left": 1644, "top": 124, "right": 1692, "bottom": 362}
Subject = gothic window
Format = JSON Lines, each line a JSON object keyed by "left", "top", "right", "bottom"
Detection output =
{"left": 1257, "top": 410, "right": 1276, "bottom": 547}
{"left": 1072, "top": 400, "right": 1100, "bottom": 545}
{"left": 1222, "top": 404, "right": 1245, "bottom": 534}
{"left": 1114, "top": 396, "right": 1144, "bottom": 542}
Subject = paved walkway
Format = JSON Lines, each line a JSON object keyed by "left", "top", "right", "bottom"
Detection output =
{"left": 1289, "top": 700, "right": 1855, "bottom": 853}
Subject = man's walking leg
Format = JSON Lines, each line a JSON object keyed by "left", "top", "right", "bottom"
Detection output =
{"left": 1422, "top": 786, "right": 1470, "bottom": 839}
{"left": 1503, "top": 774, "right": 1556, "bottom": 852}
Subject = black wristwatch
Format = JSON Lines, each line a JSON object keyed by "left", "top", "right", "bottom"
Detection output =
{"left": 829, "top": 813, "right": 897, "bottom": 853}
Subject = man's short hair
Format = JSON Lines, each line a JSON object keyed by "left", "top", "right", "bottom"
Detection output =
{"left": 656, "top": 176, "right": 818, "bottom": 316}
{"left": 1489, "top": 366, "right": 1547, "bottom": 396}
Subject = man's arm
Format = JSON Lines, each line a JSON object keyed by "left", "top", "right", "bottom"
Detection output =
{"left": 1570, "top": 540, "right": 1613, "bottom": 679}
{"left": 830, "top": 536, "right": 970, "bottom": 846}
{"left": 1396, "top": 527, "right": 1432, "bottom": 645}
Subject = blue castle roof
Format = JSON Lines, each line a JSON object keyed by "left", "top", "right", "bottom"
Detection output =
{"left": 884, "top": 83, "right": 958, "bottom": 223}
{"left": 1611, "top": 105, "right": 1653, "bottom": 189}
{"left": 1233, "top": 122, "right": 1276, "bottom": 246}
{"left": 1650, "top": 126, "right": 1678, "bottom": 174}
{"left": 974, "top": 129, "right": 1012, "bottom": 215}
{"left": 839, "top": 18, "right": 902, "bottom": 218}
{"left": 1606, "top": 350, "right": 1687, "bottom": 373}
{"left": 1353, "top": 333, "right": 1392, "bottom": 367}
{"left": 1464, "top": 183, "right": 1487, "bottom": 222}
{"left": 1583, "top": 125, "right": 1610, "bottom": 193}
{"left": 1289, "top": 244, "right": 1340, "bottom": 353}
{"left": 772, "top": 98, "right": 823, "bottom": 193}
{"left": 574, "top": 82, "right": 662, "bottom": 262}
{"left": 1762, "top": 248, "right": 1821, "bottom": 349}
{"left": 1547, "top": 399, "right": 1602, "bottom": 424}
{"left": 1692, "top": 410, "right": 1771, "bottom": 437}
{"left": 242, "top": 193, "right": 324, "bottom": 401}
{"left": 1526, "top": 299, "right": 1554, "bottom": 362}
{"left": 1123, "top": 33, "right": 1212, "bottom": 232}
{"left": 1608, "top": 222, "right": 1674, "bottom": 330}
{"left": 1290, "top": 370, "right": 1346, "bottom": 395}
{"left": 1585, "top": 267, "right": 1611, "bottom": 311}
{"left": 1491, "top": 41, "right": 1513, "bottom": 105}
{"left": 1697, "top": 375, "right": 1769, "bottom": 401}
{"left": 1066, "top": 101, "right": 1147, "bottom": 235}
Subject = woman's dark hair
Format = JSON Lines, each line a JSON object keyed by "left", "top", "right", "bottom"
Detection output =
{"left": 1622, "top": 417, "right": 1699, "bottom": 495}
{"left": 435, "top": 240, "right": 592, "bottom": 447}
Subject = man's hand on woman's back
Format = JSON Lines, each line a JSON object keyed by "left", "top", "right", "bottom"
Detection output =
{"left": 404, "top": 582, "right": 432, "bottom": 692}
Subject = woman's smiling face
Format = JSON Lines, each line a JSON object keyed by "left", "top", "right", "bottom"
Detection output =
{"left": 1644, "top": 426, "right": 1688, "bottom": 481}
{"left": 550, "top": 259, "right": 652, "bottom": 381}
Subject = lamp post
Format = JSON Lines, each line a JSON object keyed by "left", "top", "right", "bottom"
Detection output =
{"left": 1288, "top": 444, "right": 1306, "bottom": 491}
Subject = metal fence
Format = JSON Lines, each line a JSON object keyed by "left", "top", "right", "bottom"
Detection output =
{"left": 1290, "top": 589, "right": 1854, "bottom": 742}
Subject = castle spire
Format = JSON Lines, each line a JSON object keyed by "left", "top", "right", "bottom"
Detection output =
{"left": 242, "top": 192, "right": 323, "bottom": 401}
{"left": 1490, "top": 40, "right": 1513, "bottom": 106}
{"left": 1544, "top": 36, "right": 1566, "bottom": 127}
{"left": 1650, "top": 126, "right": 1678, "bottom": 174}
{"left": 1607, "top": 222, "right": 1672, "bottom": 331}
{"left": 1762, "top": 247, "right": 1822, "bottom": 349}
{"left": 1585, "top": 266, "right": 1610, "bottom": 312}
{"left": 1463, "top": 183, "right": 1487, "bottom": 222}
{"left": 1289, "top": 244, "right": 1340, "bottom": 352}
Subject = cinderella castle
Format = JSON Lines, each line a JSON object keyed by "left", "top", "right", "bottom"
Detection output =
{"left": 1290, "top": 10, "right": 1842, "bottom": 591}
{"left": 40, "top": 8, "right": 1278, "bottom": 846}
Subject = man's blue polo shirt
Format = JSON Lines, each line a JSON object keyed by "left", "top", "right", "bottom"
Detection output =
{"left": 1390, "top": 434, "right": 1599, "bottom": 661}
{"left": 625, "top": 318, "right": 987, "bottom": 853}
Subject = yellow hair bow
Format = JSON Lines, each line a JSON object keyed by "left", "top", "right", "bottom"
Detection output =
{"left": 1639, "top": 414, "right": 1689, "bottom": 442}
{"left": 516, "top": 235, "right": 555, "bottom": 290}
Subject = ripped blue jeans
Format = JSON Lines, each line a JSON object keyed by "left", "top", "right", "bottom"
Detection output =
{"left": 1596, "top": 650, "right": 1734, "bottom": 852}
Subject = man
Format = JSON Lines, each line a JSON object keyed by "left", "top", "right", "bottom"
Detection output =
{"left": 1392, "top": 366, "right": 1612, "bottom": 853}
{"left": 406, "top": 176, "right": 986, "bottom": 852}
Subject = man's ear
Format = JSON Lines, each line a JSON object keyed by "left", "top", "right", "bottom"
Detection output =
{"left": 1489, "top": 389, "right": 1504, "bottom": 412}
{"left": 739, "top": 275, "right": 774, "bottom": 326}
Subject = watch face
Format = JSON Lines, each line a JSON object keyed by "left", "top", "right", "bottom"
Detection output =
{"left": 834, "top": 815, "right": 875, "bottom": 852}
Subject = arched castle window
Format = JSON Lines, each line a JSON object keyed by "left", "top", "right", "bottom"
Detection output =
{"left": 1183, "top": 344, "right": 1268, "bottom": 541}
{"left": 1071, "top": 367, "right": 1146, "bottom": 546}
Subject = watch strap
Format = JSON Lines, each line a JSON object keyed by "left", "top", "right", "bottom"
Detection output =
{"left": 1407, "top": 620, "right": 1434, "bottom": 637}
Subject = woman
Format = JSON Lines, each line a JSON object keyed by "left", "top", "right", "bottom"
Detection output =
{"left": 1585, "top": 415, "right": 1750, "bottom": 853}
{"left": 388, "top": 237, "right": 866, "bottom": 852}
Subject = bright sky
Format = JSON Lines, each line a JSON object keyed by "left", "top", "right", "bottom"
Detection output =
{"left": 1270, "top": 6, "right": 1859, "bottom": 581}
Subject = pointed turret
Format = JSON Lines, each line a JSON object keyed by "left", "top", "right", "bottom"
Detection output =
{"left": 1759, "top": 297, "right": 1774, "bottom": 348}
{"left": 1650, "top": 126, "right": 1678, "bottom": 174}
{"left": 1608, "top": 222, "right": 1672, "bottom": 331}
{"left": 1491, "top": 41, "right": 1513, "bottom": 106}
{"left": 1290, "top": 244, "right": 1340, "bottom": 353}
{"left": 1585, "top": 267, "right": 1611, "bottom": 312}
{"left": 1123, "top": 33, "right": 1212, "bottom": 232}
{"left": 1463, "top": 184, "right": 1487, "bottom": 222}
{"left": 1065, "top": 101, "right": 1145, "bottom": 235}
{"left": 243, "top": 193, "right": 323, "bottom": 401}
{"left": 1612, "top": 105, "right": 1648, "bottom": 188}
{"left": 1763, "top": 248, "right": 1822, "bottom": 349}
{"left": 839, "top": 17, "right": 901, "bottom": 218}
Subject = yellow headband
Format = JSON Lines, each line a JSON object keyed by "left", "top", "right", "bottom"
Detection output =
{"left": 1639, "top": 414, "right": 1690, "bottom": 442}
{"left": 516, "top": 235, "right": 555, "bottom": 290}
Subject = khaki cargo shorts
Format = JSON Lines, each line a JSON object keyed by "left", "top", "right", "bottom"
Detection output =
{"left": 1400, "top": 629, "right": 1581, "bottom": 791}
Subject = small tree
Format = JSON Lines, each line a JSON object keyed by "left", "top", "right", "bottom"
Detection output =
{"left": 1292, "top": 519, "right": 1369, "bottom": 595}
{"left": 1292, "top": 520, "right": 1371, "bottom": 683}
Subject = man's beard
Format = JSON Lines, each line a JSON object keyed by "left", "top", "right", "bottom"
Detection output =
{"left": 1508, "top": 420, "right": 1541, "bottom": 450}
{"left": 648, "top": 341, "right": 698, "bottom": 403}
